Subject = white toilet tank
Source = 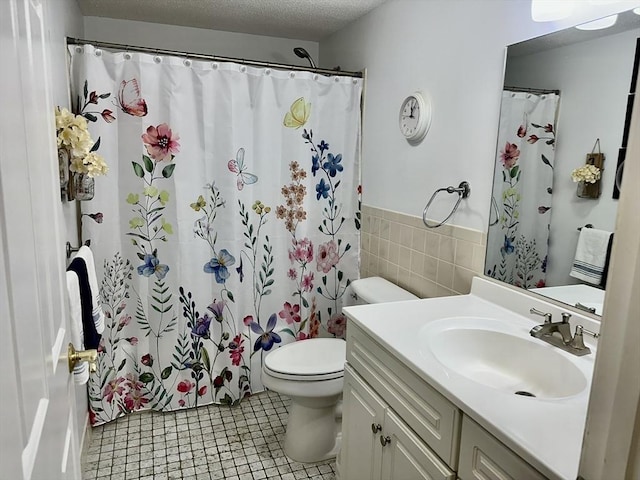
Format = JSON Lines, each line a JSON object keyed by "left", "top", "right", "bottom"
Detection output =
{"left": 344, "top": 276, "right": 418, "bottom": 306}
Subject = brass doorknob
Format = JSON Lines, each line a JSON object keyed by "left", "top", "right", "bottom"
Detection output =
{"left": 68, "top": 343, "right": 98, "bottom": 373}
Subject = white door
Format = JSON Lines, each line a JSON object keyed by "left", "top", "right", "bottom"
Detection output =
{"left": 0, "top": 0, "right": 82, "bottom": 479}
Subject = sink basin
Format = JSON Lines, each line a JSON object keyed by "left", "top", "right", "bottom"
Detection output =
{"left": 420, "top": 317, "right": 588, "bottom": 399}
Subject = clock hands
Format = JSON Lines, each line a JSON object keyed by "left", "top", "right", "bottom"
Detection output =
{"left": 402, "top": 99, "right": 417, "bottom": 119}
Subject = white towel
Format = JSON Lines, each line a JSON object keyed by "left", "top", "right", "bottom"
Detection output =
{"left": 76, "top": 246, "right": 105, "bottom": 334}
{"left": 570, "top": 228, "right": 612, "bottom": 286}
{"left": 66, "top": 271, "right": 89, "bottom": 385}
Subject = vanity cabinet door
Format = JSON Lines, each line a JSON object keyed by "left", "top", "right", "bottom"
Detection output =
{"left": 342, "top": 365, "right": 386, "bottom": 480}
{"left": 342, "top": 365, "right": 456, "bottom": 480}
{"left": 381, "top": 409, "right": 456, "bottom": 480}
{"left": 458, "top": 416, "right": 546, "bottom": 480}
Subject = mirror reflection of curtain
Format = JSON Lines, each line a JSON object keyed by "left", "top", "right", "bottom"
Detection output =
{"left": 486, "top": 90, "right": 559, "bottom": 289}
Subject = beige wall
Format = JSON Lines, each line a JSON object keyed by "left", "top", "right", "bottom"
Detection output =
{"left": 360, "top": 205, "right": 486, "bottom": 297}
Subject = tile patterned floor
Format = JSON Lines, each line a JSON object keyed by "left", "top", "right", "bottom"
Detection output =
{"left": 82, "top": 391, "right": 337, "bottom": 480}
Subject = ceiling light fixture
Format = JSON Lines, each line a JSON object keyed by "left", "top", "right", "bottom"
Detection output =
{"left": 575, "top": 13, "right": 619, "bottom": 30}
{"left": 531, "top": 0, "right": 574, "bottom": 22}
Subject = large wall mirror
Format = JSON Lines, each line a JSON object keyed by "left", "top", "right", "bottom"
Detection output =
{"left": 486, "top": 10, "right": 640, "bottom": 316}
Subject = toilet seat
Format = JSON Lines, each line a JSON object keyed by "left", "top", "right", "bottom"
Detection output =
{"left": 264, "top": 338, "right": 346, "bottom": 381}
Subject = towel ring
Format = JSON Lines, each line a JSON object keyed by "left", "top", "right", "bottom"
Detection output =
{"left": 489, "top": 196, "right": 499, "bottom": 227}
{"left": 422, "top": 181, "right": 470, "bottom": 229}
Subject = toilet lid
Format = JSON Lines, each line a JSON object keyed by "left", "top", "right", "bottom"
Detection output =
{"left": 351, "top": 276, "right": 418, "bottom": 304}
{"left": 264, "top": 338, "right": 346, "bottom": 380}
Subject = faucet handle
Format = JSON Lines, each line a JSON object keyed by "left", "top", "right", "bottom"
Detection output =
{"left": 581, "top": 326, "right": 600, "bottom": 339}
{"left": 561, "top": 312, "right": 572, "bottom": 324}
{"left": 569, "top": 325, "right": 587, "bottom": 350}
{"left": 569, "top": 325, "right": 600, "bottom": 352}
{"left": 530, "top": 308, "right": 552, "bottom": 324}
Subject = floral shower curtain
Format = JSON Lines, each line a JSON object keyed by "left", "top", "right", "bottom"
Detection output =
{"left": 486, "top": 90, "right": 559, "bottom": 289}
{"left": 69, "top": 45, "right": 362, "bottom": 426}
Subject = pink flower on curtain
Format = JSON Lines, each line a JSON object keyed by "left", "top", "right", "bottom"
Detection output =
{"left": 123, "top": 373, "right": 147, "bottom": 411}
{"left": 141, "top": 123, "right": 180, "bottom": 161}
{"left": 117, "top": 314, "right": 131, "bottom": 330}
{"left": 301, "top": 272, "right": 314, "bottom": 292}
{"left": 228, "top": 335, "right": 245, "bottom": 366}
{"left": 316, "top": 241, "right": 339, "bottom": 273}
{"left": 103, "top": 376, "right": 126, "bottom": 402}
{"left": 289, "top": 237, "right": 314, "bottom": 264}
{"left": 517, "top": 125, "right": 527, "bottom": 138}
{"left": 177, "top": 380, "right": 195, "bottom": 393}
{"left": 101, "top": 109, "right": 116, "bottom": 123}
{"left": 327, "top": 313, "right": 347, "bottom": 337}
{"left": 141, "top": 353, "right": 153, "bottom": 366}
{"left": 278, "top": 302, "right": 301, "bottom": 324}
{"left": 499, "top": 142, "right": 520, "bottom": 169}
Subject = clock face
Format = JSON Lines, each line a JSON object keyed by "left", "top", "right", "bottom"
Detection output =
{"left": 400, "top": 96, "right": 420, "bottom": 136}
{"left": 399, "top": 93, "right": 431, "bottom": 143}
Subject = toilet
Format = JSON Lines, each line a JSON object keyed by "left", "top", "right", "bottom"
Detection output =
{"left": 262, "top": 276, "right": 418, "bottom": 463}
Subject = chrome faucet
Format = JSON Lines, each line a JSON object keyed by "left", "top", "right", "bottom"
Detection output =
{"left": 528, "top": 308, "right": 599, "bottom": 356}
{"left": 529, "top": 309, "right": 573, "bottom": 344}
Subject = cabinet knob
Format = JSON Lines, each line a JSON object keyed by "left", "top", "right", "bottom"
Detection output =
{"left": 380, "top": 435, "right": 391, "bottom": 447}
{"left": 371, "top": 423, "right": 382, "bottom": 434}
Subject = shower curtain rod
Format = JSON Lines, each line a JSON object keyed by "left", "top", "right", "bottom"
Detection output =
{"left": 66, "top": 37, "right": 363, "bottom": 78}
{"left": 504, "top": 85, "right": 560, "bottom": 95}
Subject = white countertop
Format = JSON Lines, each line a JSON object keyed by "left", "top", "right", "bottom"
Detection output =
{"left": 343, "top": 277, "right": 599, "bottom": 480}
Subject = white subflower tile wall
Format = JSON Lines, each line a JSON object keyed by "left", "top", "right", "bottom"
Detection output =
{"left": 360, "top": 205, "right": 487, "bottom": 297}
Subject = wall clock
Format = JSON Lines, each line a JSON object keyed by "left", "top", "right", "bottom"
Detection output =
{"left": 399, "top": 92, "right": 431, "bottom": 143}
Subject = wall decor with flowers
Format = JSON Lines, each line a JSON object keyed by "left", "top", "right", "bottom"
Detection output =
{"left": 56, "top": 81, "right": 112, "bottom": 201}
{"left": 571, "top": 139, "right": 604, "bottom": 199}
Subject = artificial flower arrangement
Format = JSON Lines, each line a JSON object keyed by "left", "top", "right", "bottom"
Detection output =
{"left": 571, "top": 162, "right": 603, "bottom": 199}
{"left": 56, "top": 106, "right": 108, "bottom": 178}
{"left": 570, "top": 164, "right": 601, "bottom": 184}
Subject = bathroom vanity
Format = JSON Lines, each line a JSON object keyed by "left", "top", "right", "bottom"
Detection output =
{"left": 340, "top": 277, "right": 599, "bottom": 480}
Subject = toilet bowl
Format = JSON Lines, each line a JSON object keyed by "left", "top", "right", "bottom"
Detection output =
{"left": 261, "top": 276, "right": 418, "bottom": 463}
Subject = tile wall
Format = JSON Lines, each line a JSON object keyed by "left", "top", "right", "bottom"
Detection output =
{"left": 360, "top": 205, "right": 487, "bottom": 297}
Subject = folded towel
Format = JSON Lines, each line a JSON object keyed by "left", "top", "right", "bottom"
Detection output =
{"left": 76, "top": 246, "right": 105, "bottom": 334}
{"left": 67, "top": 257, "right": 101, "bottom": 350}
{"left": 66, "top": 271, "right": 89, "bottom": 385}
{"left": 570, "top": 228, "right": 613, "bottom": 286}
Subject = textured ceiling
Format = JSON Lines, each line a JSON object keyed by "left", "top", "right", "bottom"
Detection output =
{"left": 76, "top": 0, "right": 388, "bottom": 41}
